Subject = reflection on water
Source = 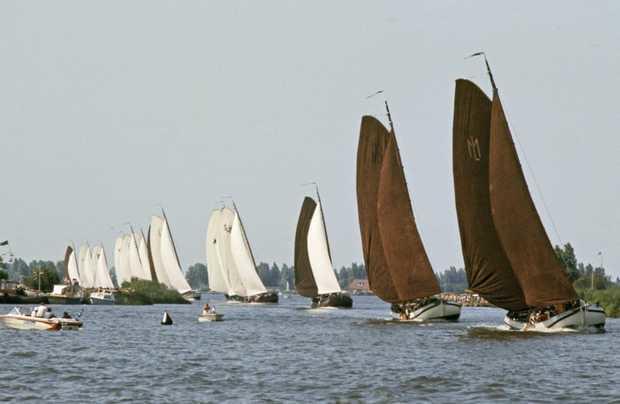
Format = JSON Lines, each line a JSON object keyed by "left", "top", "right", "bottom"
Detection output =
{"left": 0, "top": 295, "right": 618, "bottom": 402}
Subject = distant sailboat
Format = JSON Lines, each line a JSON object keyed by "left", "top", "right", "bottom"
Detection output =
{"left": 453, "top": 55, "right": 605, "bottom": 331}
{"left": 48, "top": 245, "right": 84, "bottom": 304}
{"left": 78, "top": 244, "right": 94, "bottom": 289}
{"left": 114, "top": 235, "right": 132, "bottom": 288}
{"left": 148, "top": 211, "right": 199, "bottom": 301}
{"left": 294, "top": 186, "right": 352, "bottom": 308}
{"left": 89, "top": 245, "right": 115, "bottom": 305}
{"left": 357, "top": 102, "right": 461, "bottom": 321}
{"left": 206, "top": 203, "right": 278, "bottom": 304}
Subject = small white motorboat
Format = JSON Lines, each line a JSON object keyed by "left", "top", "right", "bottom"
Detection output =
{"left": 90, "top": 290, "right": 115, "bottom": 305}
{"left": 198, "top": 312, "right": 224, "bottom": 322}
{"left": 0, "top": 306, "right": 61, "bottom": 331}
{"left": 198, "top": 304, "right": 224, "bottom": 322}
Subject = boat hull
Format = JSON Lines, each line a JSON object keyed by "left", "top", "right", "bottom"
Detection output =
{"left": 0, "top": 315, "right": 61, "bottom": 331}
{"left": 391, "top": 299, "right": 462, "bottom": 322}
{"left": 182, "top": 290, "right": 202, "bottom": 302}
{"left": 89, "top": 297, "right": 114, "bottom": 305}
{"left": 47, "top": 296, "right": 83, "bottom": 305}
{"left": 198, "top": 313, "right": 224, "bottom": 322}
{"left": 311, "top": 292, "right": 353, "bottom": 309}
{"left": 504, "top": 303, "right": 606, "bottom": 332}
{"left": 226, "top": 291, "right": 279, "bottom": 304}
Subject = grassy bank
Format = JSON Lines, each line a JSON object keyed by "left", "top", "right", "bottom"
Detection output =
{"left": 115, "top": 280, "right": 189, "bottom": 305}
{"left": 577, "top": 287, "right": 620, "bottom": 317}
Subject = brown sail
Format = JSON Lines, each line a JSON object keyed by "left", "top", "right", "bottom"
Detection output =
{"left": 489, "top": 92, "right": 577, "bottom": 307}
{"left": 356, "top": 116, "right": 399, "bottom": 302}
{"left": 63, "top": 245, "right": 73, "bottom": 282}
{"left": 294, "top": 197, "right": 319, "bottom": 297}
{"left": 377, "top": 131, "right": 441, "bottom": 300}
{"left": 452, "top": 79, "right": 527, "bottom": 311}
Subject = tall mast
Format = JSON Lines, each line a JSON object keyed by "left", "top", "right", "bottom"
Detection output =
{"left": 385, "top": 100, "right": 395, "bottom": 132}
{"left": 161, "top": 208, "right": 183, "bottom": 270}
{"left": 314, "top": 183, "right": 333, "bottom": 262}
{"left": 468, "top": 51, "right": 497, "bottom": 93}
{"left": 231, "top": 200, "right": 259, "bottom": 269}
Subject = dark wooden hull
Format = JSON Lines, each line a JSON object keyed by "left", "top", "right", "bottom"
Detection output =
{"left": 47, "top": 296, "right": 83, "bottom": 305}
{"left": 226, "top": 291, "right": 279, "bottom": 304}
{"left": 311, "top": 293, "right": 353, "bottom": 309}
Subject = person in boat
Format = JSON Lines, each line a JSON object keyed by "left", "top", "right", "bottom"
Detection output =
{"left": 62, "top": 312, "right": 72, "bottom": 319}
{"left": 201, "top": 304, "right": 215, "bottom": 316}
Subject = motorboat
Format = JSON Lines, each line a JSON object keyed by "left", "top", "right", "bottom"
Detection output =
{"left": 89, "top": 290, "right": 115, "bottom": 305}
{"left": 0, "top": 307, "right": 61, "bottom": 331}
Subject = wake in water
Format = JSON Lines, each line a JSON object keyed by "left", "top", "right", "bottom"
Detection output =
{"left": 464, "top": 325, "right": 605, "bottom": 340}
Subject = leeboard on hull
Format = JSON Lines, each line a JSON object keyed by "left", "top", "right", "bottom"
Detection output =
{"left": 503, "top": 303, "right": 606, "bottom": 333}
{"left": 391, "top": 299, "right": 462, "bottom": 322}
{"left": 310, "top": 292, "right": 353, "bottom": 309}
{"left": 225, "top": 291, "right": 279, "bottom": 304}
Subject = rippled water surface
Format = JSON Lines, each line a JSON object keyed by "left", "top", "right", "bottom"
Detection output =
{"left": 0, "top": 295, "right": 619, "bottom": 403}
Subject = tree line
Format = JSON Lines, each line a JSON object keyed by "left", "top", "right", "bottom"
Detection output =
{"left": 3, "top": 242, "right": 614, "bottom": 295}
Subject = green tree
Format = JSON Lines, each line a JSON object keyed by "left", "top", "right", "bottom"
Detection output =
{"left": 186, "top": 263, "right": 209, "bottom": 290}
{"left": 554, "top": 243, "right": 580, "bottom": 281}
{"left": 23, "top": 263, "right": 60, "bottom": 292}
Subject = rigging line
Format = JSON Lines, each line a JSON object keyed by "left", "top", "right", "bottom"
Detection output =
{"left": 469, "top": 52, "right": 564, "bottom": 245}
{"left": 512, "top": 129, "right": 564, "bottom": 245}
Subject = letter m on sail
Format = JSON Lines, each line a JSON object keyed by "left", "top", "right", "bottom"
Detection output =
{"left": 467, "top": 136, "right": 481, "bottom": 161}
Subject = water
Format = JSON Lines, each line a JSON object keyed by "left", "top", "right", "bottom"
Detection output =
{"left": 0, "top": 295, "right": 618, "bottom": 403}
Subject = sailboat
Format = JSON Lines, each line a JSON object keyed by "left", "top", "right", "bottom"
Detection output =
{"left": 206, "top": 203, "right": 278, "bottom": 304}
{"left": 89, "top": 245, "right": 116, "bottom": 305}
{"left": 113, "top": 235, "right": 132, "bottom": 288}
{"left": 148, "top": 210, "right": 199, "bottom": 301}
{"left": 294, "top": 186, "right": 352, "bottom": 308}
{"left": 357, "top": 102, "right": 461, "bottom": 321}
{"left": 452, "top": 54, "right": 605, "bottom": 332}
{"left": 48, "top": 245, "right": 84, "bottom": 304}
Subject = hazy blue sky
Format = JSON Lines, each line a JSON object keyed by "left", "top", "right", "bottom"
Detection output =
{"left": 1, "top": 1, "right": 618, "bottom": 277}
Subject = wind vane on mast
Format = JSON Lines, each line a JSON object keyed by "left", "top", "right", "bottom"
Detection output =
{"left": 365, "top": 90, "right": 394, "bottom": 132}
{"left": 467, "top": 51, "right": 497, "bottom": 92}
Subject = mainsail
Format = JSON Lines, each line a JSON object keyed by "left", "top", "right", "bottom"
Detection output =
{"left": 64, "top": 245, "right": 80, "bottom": 284}
{"left": 92, "top": 245, "right": 115, "bottom": 289}
{"left": 148, "top": 216, "right": 171, "bottom": 287}
{"left": 128, "top": 232, "right": 149, "bottom": 281}
{"left": 78, "top": 245, "right": 93, "bottom": 288}
{"left": 114, "top": 236, "right": 132, "bottom": 287}
{"left": 159, "top": 213, "right": 193, "bottom": 294}
{"left": 452, "top": 79, "right": 527, "bottom": 311}
{"left": 294, "top": 196, "right": 341, "bottom": 297}
{"left": 356, "top": 116, "right": 399, "bottom": 302}
{"left": 357, "top": 114, "right": 440, "bottom": 303}
{"left": 214, "top": 208, "right": 246, "bottom": 296}
{"left": 488, "top": 90, "right": 576, "bottom": 307}
{"left": 136, "top": 230, "right": 155, "bottom": 281}
{"left": 206, "top": 209, "right": 232, "bottom": 294}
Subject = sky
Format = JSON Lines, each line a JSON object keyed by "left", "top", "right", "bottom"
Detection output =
{"left": 1, "top": 1, "right": 618, "bottom": 277}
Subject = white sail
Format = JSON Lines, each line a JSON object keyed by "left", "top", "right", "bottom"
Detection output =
{"left": 307, "top": 201, "right": 341, "bottom": 294}
{"left": 114, "top": 236, "right": 132, "bottom": 287}
{"left": 216, "top": 208, "right": 246, "bottom": 296}
{"left": 149, "top": 216, "right": 171, "bottom": 287}
{"left": 135, "top": 231, "right": 153, "bottom": 281}
{"left": 78, "top": 245, "right": 93, "bottom": 288}
{"left": 159, "top": 215, "right": 192, "bottom": 294}
{"left": 128, "top": 232, "right": 149, "bottom": 280}
{"left": 230, "top": 210, "right": 267, "bottom": 296}
{"left": 92, "top": 246, "right": 115, "bottom": 289}
{"left": 206, "top": 209, "right": 231, "bottom": 294}
{"left": 67, "top": 248, "right": 81, "bottom": 284}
